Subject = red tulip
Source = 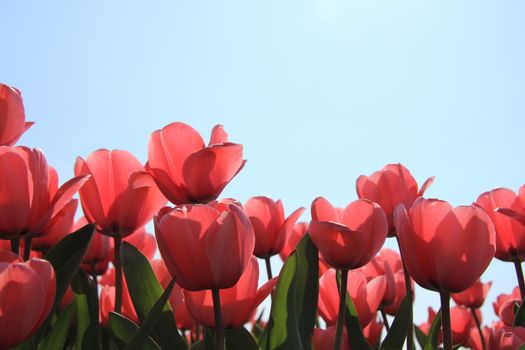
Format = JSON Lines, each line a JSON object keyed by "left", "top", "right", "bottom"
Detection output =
{"left": 424, "top": 306, "right": 473, "bottom": 345}
{"left": 75, "top": 149, "right": 166, "bottom": 237}
{"left": 151, "top": 259, "right": 196, "bottom": 330}
{"left": 476, "top": 187, "right": 525, "bottom": 262}
{"left": 384, "top": 270, "right": 413, "bottom": 316}
{"left": 394, "top": 198, "right": 496, "bottom": 293}
{"left": 0, "top": 147, "right": 88, "bottom": 240}
{"left": 466, "top": 325, "right": 491, "bottom": 350}
{"left": 279, "top": 222, "right": 308, "bottom": 260}
{"left": 155, "top": 202, "right": 255, "bottom": 291}
{"left": 362, "top": 254, "right": 397, "bottom": 307}
{"left": 451, "top": 279, "right": 492, "bottom": 309}
{"left": 99, "top": 283, "right": 138, "bottom": 326}
{"left": 147, "top": 122, "right": 245, "bottom": 205}
{"left": 309, "top": 197, "right": 388, "bottom": 270}
{"left": 363, "top": 316, "right": 383, "bottom": 347}
{"left": 313, "top": 326, "right": 350, "bottom": 350}
{"left": 244, "top": 196, "right": 304, "bottom": 258}
{"left": 356, "top": 163, "right": 434, "bottom": 235}
{"left": 0, "top": 251, "right": 55, "bottom": 349}
{"left": 183, "top": 257, "right": 277, "bottom": 328}
{"left": 493, "top": 287, "right": 521, "bottom": 326}
{"left": 122, "top": 228, "right": 157, "bottom": 260}
{"left": 32, "top": 199, "right": 78, "bottom": 252}
{"left": 0, "top": 83, "right": 34, "bottom": 146}
{"left": 490, "top": 326, "right": 525, "bottom": 350}
{"left": 318, "top": 269, "right": 386, "bottom": 328}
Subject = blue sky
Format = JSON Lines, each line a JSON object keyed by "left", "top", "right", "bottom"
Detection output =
{"left": 2, "top": 1, "right": 524, "bottom": 326}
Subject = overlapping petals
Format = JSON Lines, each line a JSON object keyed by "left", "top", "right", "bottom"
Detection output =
{"left": 0, "top": 83, "right": 34, "bottom": 147}
{"left": 452, "top": 278, "right": 492, "bottom": 309}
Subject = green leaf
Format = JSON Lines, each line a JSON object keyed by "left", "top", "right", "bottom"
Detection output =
{"left": 514, "top": 297, "right": 525, "bottom": 327}
{"left": 121, "top": 241, "right": 187, "bottom": 350}
{"left": 44, "top": 224, "right": 95, "bottom": 314}
{"left": 190, "top": 328, "right": 214, "bottom": 350}
{"left": 380, "top": 294, "right": 411, "bottom": 349}
{"left": 225, "top": 327, "right": 260, "bottom": 350}
{"left": 123, "top": 275, "right": 178, "bottom": 350}
{"left": 37, "top": 303, "right": 75, "bottom": 350}
{"left": 414, "top": 326, "right": 428, "bottom": 348}
{"left": 424, "top": 310, "right": 442, "bottom": 350}
{"left": 259, "top": 252, "right": 303, "bottom": 350}
{"left": 344, "top": 293, "right": 372, "bottom": 350}
{"left": 71, "top": 270, "right": 100, "bottom": 350}
{"left": 108, "top": 312, "right": 160, "bottom": 350}
{"left": 294, "top": 234, "right": 319, "bottom": 350}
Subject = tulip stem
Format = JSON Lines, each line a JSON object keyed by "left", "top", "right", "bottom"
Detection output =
{"left": 334, "top": 268, "right": 348, "bottom": 350}
{"left": 23, "top": 237, "right": 32, "bottom": 260}
{"left": 513, "top": 259, "right": 525, "bottom": 300}
{"left": 264, "top": 256, "right": 273, "bottom": 280}
{"left": 10, "top": 238, "right": 20, "bottom": 256}
{"left": 395, "top": 234, "right": 414, "bottom": 350}
{"left": 470, "top": 308, "right": 486, "bottom": 350}
{"left": 380, "top": 308, "right": 390, "bottom": 331}
{"left": 91, "top": 263, "right": 98, "bottom": 292}
{"left": 114, "top": 235, "right": 123, "bottom": 314}
{"left": 440, "top": 292, "right": 452, "bottom": 350}
{"left": 212, "top": 288, "right": 224, "bottom": 350}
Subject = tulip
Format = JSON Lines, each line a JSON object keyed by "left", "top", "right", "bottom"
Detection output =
{"left": 0, "top": 147, "right": 88, "bottom": 257}
{"left": 151, "top": 259, "right": 196, "bottom": 330}
{"left": 147, "top": 122, "right": 245, "bottom": 205}
{"left": 489, "top": 326, "right": 525, "bottom": 350}
{"left": 318, "top": 269, "right": 386, "bottom": 328}
{"left": 424, "top": 306, "right": 473, "bottom": 346}
{"left": 244, "top": 196, "right": 304, "bottom": 279}
{"left": 279, "top": 222, "right": 308, "bottom": 260}
{"left": 122, "top": 228, "right": 157, "bottom": 260}
{"left": 493, "top": 287, "right": 521, "bottom": 327}
{"left": 75, "top": 149, "right": 166, "bottom": 313}
{"left": 155, "top": 201, "right": 255, "bottom": 350}
{"left": 384, "top": 270, "right": 413, "bottom": 316}
{"left": 356, "top": 163, "right": 434, "bottom": 236}
{"left": 183, "top": 257, "right": 277, "bottom": 328}
{"left": 313, "top": 326, "right": 350, "bottom": 350}
{"left": 99, "top": 283, "right": 138, "bottom": 326}
{"left": 0, "top": 83, "right": 34, "bottom": 146}
{"left": 0, "top": 251, "right": 55, "bottom": 349}
{"left": 394, "top": 198, "right": 496, "bottom": 349}
{"left": 363, "top": 317, "right": 384, "bottom": 348}
{"left": 31, "top": 199, "right": 78, "bottom": 252}
{"left": 466, "top": 325, "right": 491, "bottom": 350}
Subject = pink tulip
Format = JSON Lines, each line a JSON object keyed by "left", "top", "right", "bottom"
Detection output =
{"left": 0, "top": 83, "right": 34, "bottom": 146}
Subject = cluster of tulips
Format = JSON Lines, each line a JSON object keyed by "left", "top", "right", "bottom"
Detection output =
{"left": 1, "top": 81, "right": 525, "bottom": 350}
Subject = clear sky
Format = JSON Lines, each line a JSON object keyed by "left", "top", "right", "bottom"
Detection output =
{"left": 2, "top": 1, "right": 524, "bottom": 326}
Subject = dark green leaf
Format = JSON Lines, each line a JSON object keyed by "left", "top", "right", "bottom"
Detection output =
{"left": 225, "top": 327, "right": 260, "bottom": 350}
{"left": 294, "top": 233, "right": 319, "bottom": 350}
{"left": 514, "top": 297, "right": 525, "bottom": 327}
{"left": 71, "top": 269, "right": 100, "bottom": 350}
{"left": 424, "top": 310, "right": 442, "bottom": 350}
{"left": 108, "top": 312, "right": 160, "bottom": 350}
{"left": 344, "top": 293, "right": 372, "bottom": 350}
{"left": 380, "top": 294, "right": 411, "bottom": 349}
{"left": 414, "top": 326, "right": 428, "bottom": 348}
{"left": 259, "top": 252, "right": 303, "bottom": 350}
{"left": 190, "top": 328, "right": 214, "bottom": 350}
{"left": 121, "top": 241, "right": 187, "bottom": 349}
{"left": 123, "top": 275, "right": 179, "bottom": 350}
{"left": 37, "top": 303, "right": 75, "bottom": 350}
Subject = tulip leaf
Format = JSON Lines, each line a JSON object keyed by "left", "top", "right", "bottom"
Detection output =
{"left": 108, "top": 312, "right": 160, "bottom": 350}
{"left": 71, "top": 270, "right": 100, "bottom": 350}
{"left": 259, "top": 252, "right": 304, "bottom": 350}
{"left": 225, "top": 327, "right": 261, "bottom": 350}
{"left": 414, "top": 326, "right": 428, "bottom": 348}
{"left": 514, "top": 297, "right": 525, "bottom": 327}
{"left": 37, "top": 303, "right": 75, "bottom": 350}
{"left": 380, "top": 294, "right": 411, "bottom": 349}
{"left": 424, "top": 310, "right": 442, "bottom": 350}
{"left": 190, "top": 328, "right": 214, "bottom": 350}
{"left": 294, "top": 233, "right": 319, "bottom": 349}
{"left": 44, "top": 224, "right": 95, "bottom": 315}
{"left": 344, "top": 293, "right": 372, "bottom": 350}
{"left": 123, "top": 274, "right": 179, "bottom": 350}
{"left": 120, "top": 242, "right": 187, "bottom": 350}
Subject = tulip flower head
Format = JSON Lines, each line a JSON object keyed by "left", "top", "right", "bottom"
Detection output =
{"left": 0, "top": 83, "right": 34, "bottom": 146}
{"left": 452, "top": 279, "right": 492, "bottom": 309}
{"left": 147, "top": 122, "right": 245, "bottom": 205}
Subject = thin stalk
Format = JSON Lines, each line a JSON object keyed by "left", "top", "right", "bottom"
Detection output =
{"left": 91, "top": 262, "right": 99, "bottom": 292}
{"left": 440, "top": 292, "right": 452, "bottom": 350}
{"left": 514, "top": 259, "right": 525, "bottom": 300}
{"left": 212, "top": 288, "right": 224, "bottom": 350}
{"left": 334, "top": 268, "right": 348, "bottom": 350}
{"left": 10, "top": 238, "right": 20, "bottom": 256}
{"left": 114, "top": 235, "right": 123, "bottom": 313}
{"left": 264, "top": 256, "right": 273, "bottom": 280}
{"left": 395, "top": 234, "right": 414, "bottom": 350}
{"left": 470, "top": 308, "right": 486, "bottom": 350}
{"left": 380, "top": 308, "right": 390, "bottom": 332}
{"left": 23, "top": 237, "right": 32, "bottom": 261}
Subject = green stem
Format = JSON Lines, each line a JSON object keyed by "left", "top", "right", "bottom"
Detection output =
{"left": 264, "top": 256, "right": 273, "bottom": 280}
{"left": 514, "top": 259, "right": 525, "bottom": 300}
{"left": 10, "top": 238, "right": 20, "bottom": 256}
{"left": 212, "top": 288, "right": 224, "bottom": 350}
{"left": 114, "top": 236, "right": 122, "bottom": 313}
{"left": 470, "top": 308, "right": 486, "bottom": 350}
{"left": 334, "top": 268, "right": 348, "bottom": 350}
{"left": 440, "top": 292, "right": 452, "bottom": 350}
{"left": 395, "top": 234, "right": 414, "bottom": 350}
{"left": 23, "top": 237, "right": 32, "bottom": 261}
{"left": 380, "top": 308, "right": 390, "bottom": 332}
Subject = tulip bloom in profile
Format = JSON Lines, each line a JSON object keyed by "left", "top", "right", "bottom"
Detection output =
{"left": 452, "top": 279, "right": 492, "bottom": 309}
{"left": 147, "top": 122, "right": 245, "bottom": 205}
{"left": 31, "top": 199, "right": 78, "bottom": 252}
{"left": 493, "top": 287, "right": 521, "bottom": 327}
{"left": 394, "top": 198, "right": 496, "bottom": 350}
{"left": 0, "top": 147, "right": 88, "bottom": 246}
{"left": 356, "top": 163, "right": 434, "bottom": 235}
{"left": 364, "top": 317, "right": 384, "bottom": 348}
{"left": 309, "top": 197, "right": 388, "bottom": 270}
{"left": 318, "top": 269, "right": 386, "bottom": 328}
{"left": 313, "top": 327, "right": 350, "bottom": 350}
{"left": 490, "top": 326, "right": 525, "bottom": 350}
{"left": 279, "top": 221, "right": 308, "bottom": 260}
{"left": 0, "top": 251, "right": 55, "bottom": 349}
{"left": 420, "top": 306, "right": 473, "bottom": 346}
{"left": 0, "top": 83, "right": 34, "bottom": 146}
{"left": 183, "top": 257, "right": 277, "bottom": 328}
